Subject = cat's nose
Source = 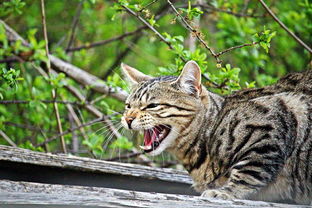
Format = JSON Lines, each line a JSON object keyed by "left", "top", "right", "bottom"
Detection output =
{"left": 125, "top": 117, "right": 135, "bottom": 129}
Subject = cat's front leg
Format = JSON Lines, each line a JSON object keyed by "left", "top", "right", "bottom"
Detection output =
{"left": 201, "top": 183, "right": 258, "bottom": 200}
{"left": 201, "top": 160, "right": 282, "bottom": 200}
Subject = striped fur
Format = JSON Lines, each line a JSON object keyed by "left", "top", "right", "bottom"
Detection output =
{"left": 121, "top": 61, "right": 312, "bottom": 204}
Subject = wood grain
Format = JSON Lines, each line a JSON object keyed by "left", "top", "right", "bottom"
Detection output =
{"left": 0, "top": 145, "right": 192, "bottom": 184}
{"left": 0, "top": 180, "right": 306, "bottom": 208}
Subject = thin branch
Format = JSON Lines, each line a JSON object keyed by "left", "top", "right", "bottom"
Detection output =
{"left": 198, "top": 4, "right": 265, "bottom": 18}
{"left": 240, "top": 0, "right": 251, "bottom": 16}
{"left": 67, "top": 27, "right": 145, "bottom": 52}
{"left": 0, "top": 57, "right": 20, "bottom": 64}
{"left": 121, "top": 5, "right": 174, "bottom": 51}
{"left": 35, "top": 117, "right": 105, "bottom": 147}
{"left": 67, "top": 1, "right": 171, "bottom": 53}
{"left": 120, "top": 3, "right": 187, "bottom": 64}
{"left": 102, "top": 35, "right": 141, "bottom": 80}
{"left": 40, "top": 0, "right": 66, "bottom": 154}
{"left": 167, "top": 0, "right": 220, "bottom": 63}
{"left": 0, "top": 100, "right": 88, "bottom": 105}
{"left": 215, "top": 41, "right": 258, "bottom": 57}
{"left": 0, "top": 19, "right": 128, "bottom": 102}
{"left": 258, "top": 0, "right": 312, "bottom": 54}
{"left": 4, "top": 122, "right": 41, "bottom": 132}
{"left": 139, "top": 0, "right": 159, "bottom": 12}
{"left": 66, "top": 103, "right": 95, "bottom": 157}
{"left": 49, "top": 55, "right": 128, "bottom": 101}
{"left": 0, "top": 130, "right": 17, "bottom": 147}
{"left": 66, "top": 0, "right": 84, "bottom": 52}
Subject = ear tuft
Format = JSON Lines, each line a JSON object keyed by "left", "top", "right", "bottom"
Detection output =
{"left": 172, "top": 61, "right": 202, "bottom": 97}
{"left": 121, "top": 63, "right": 153, "bottom": 86}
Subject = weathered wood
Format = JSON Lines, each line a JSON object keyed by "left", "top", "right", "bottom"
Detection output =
{"left": 0, "top": 145, "right": 196, "bottom": 195}
{"left": 0, "top": 180, "right": 307, "bottom": 208}
{"left": 0, "top": 145, "right": 190, "bottom": 183}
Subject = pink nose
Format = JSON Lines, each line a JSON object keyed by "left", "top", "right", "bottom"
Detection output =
{"left": 125, "top": 117, "right": 135, "bottom": 129}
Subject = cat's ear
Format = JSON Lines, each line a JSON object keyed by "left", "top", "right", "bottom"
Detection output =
{"left": 121, "top": 63, "right": 153, "bottom": 85}
{"left": 172, "top": 61, "right": 202, "bottom": 96}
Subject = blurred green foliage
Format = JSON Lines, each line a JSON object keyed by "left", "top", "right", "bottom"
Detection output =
{"left": 0, "top": 0, "right": 310, "bottom": 166}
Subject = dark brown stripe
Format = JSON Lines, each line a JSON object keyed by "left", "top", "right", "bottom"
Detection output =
{"left": 189, "top": 140, "right": 207, "bottom": 172}
{"left": 239, "top": 169, "right": 265, "bottom": 181}
{"left": 230, "top": 179, "right": 262, "bottom": 189}
{"left": 155, "top": 114, "right": 193, "bottom": 118}
{"left": 250, "top": 101, "right": 270, "bottom": 114}
{"left": 161, "top": 103, "right": 195, "bottom": 112}
{"left": 226, "top": 119, "right": 241, "bottom": 151}
{"left": 209, "top": 94, "right": 220, "bottom": 112}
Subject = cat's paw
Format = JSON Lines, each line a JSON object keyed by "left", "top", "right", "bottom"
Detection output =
{"left": 201, "top": 189, "right": 234, "bottom": 200}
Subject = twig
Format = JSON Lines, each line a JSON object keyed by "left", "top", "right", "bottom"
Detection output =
{"left": 167, "top": 0, "right": 221, "bottom": 63}
{"left": 240, "top": 0, "right": 251, "bottom": 16}
{"left": 120, "top": 3, "right": 187, "bottom": 64}
{"left": 3, "top": 122, "right": 52, "bottom": 133}
{"left": 65, "top": 103, "right": 96, "bottom": 158}
{"left": 40, "top": 0, "right": 67, "bottom": 154}
{"left": 35, "top": 117, "right": 106, "bottom": 147}
{"left": 121, "top": 5, "right": 174, "bottom": 51}
{"left": 215, "top": 42, "right": 258, "bottom": 57}
{"left": 49, "top": 55, "right": 128, "bottom": 101}
{"left": 0, "top": 130, "right": 17, "bottom": 147}
{"left": 1, "top": 20, "right": 128, "bottom": 102}
{"left": 102, "top": 35, "right": 141, "bottom": 80}
{"left": 139, "top": 0, "right": 159, "bottom": 12}
{"left": 67, "top": 1, "right": 171, "bottom": 53}
{"left": 67, "top": 27, "right": 145, "bottom": 52}
{"left": 0, "top": 57, "right": 20, "bottom": 64}
{"left": 198, "top": 4, "right": 264, "bottom": 18}
{"left": 0, "top": 99, "right": 88, "bottom": 105}
{"left": 258, "top": 0, "right": 312, "bottom": 54}
{"left": 66, "top": 0, "right": 84, "bottom": 52}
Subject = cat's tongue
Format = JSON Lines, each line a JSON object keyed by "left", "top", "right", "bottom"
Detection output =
{"left": 141, "top": 125, "right": 170, "bottom": 152}
{"left": 144, "top": 128, "right": 158, "bottom": 146}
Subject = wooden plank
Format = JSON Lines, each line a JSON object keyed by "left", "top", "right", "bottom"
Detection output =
{"left": 0, "top": 145, "right": 196, "bottom": 195}
{"left": 0, "top": 180, "right": 306, "bottom": 208}
{"left": 0, "top": 145, "right": 190, "bottom": 183}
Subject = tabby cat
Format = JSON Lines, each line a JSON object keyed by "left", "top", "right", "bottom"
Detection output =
{"left": 121, "top": 61, "right": 312, "bottom": 204}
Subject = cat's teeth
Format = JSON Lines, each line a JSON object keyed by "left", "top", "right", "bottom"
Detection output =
{"left": 139, "top": 145, "right": 151, "bottom": 150}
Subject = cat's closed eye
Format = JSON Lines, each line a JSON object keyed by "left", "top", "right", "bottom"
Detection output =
{"left": 146, "top": 103, "right": 159, "bottom": 109}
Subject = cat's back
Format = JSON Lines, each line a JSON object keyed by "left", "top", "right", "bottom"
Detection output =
{"left": 224, "top": 69, "right": 312, "bottom": 104}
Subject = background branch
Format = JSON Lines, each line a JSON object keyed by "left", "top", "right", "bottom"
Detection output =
{"left": 66, "top": 0, "right": 84, "bottom": 52}
{"left": 258, "top": 0, "right": 312, "bottom": 54}
{"left": 0, "top": 19, "right": 128, "bottom": 102}
{"left": 0, "top": 130, "right": 17, "bottom": 147}
{"left": 40, "top": 0, "right": 67, "bottom": 154}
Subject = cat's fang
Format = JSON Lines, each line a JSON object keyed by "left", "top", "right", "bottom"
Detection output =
{"left": 139, "top": 145, "right": 152, "bottom": 150}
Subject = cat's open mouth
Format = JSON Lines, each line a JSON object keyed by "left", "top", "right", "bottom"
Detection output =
{"left": 139, "top": 125, "right": 171, "bottom": 153}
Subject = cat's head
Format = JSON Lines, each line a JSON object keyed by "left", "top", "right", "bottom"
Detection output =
{"left": 121, "top": 61, "right": 205, "bottom": 156}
